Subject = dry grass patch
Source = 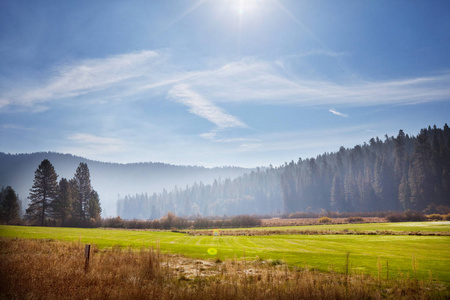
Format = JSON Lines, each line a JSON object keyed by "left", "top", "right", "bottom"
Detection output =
{"left": 1, "top": 238, "right": 448, "bottom": 299}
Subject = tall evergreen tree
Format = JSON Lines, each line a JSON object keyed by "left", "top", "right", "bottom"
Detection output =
{"left": 398, "top": 155, "right": 412, "bottom": 209}
{"left": 409, "top": 131, "right": 433, "bottom": 209}
{"left": 330, "top": 172, "right": 345, "bottom": 210}
{"left": 51, "top": 178, "right": 73, "bottom": 225}
{"left": 72, "top": 163, "right": 92, "bottom": 222}
{"left": 71, "top": 163, "right": 101, "bottom": 224}
{"left": 394, "top": 129, "right": 406, "bottom": 183}
{"left": 88, "top": 190, "right": 101, "bottom": 220}
{"left": 0, "top": 186, "right": 21, "bottom": 224}
{"left": 25, "top": 159, "right": 59, "bottom": 226}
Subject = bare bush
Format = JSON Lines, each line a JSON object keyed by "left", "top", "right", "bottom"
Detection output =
{"left": 318, "top": 217, "right": 332, "bottom": 224}
{"left": 346, "top": 217, "right": 365, "bottom": 223}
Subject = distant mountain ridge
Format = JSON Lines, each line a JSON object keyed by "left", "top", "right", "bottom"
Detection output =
{"left": 117, "top": 124, "right": 450, "bottom": 219}
{"left": 0, "top": 152, "right": 251, "bottom": 217}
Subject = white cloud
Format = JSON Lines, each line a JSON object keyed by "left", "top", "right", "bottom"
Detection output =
{"left": 4, "top": 50, "right": 160, "bottom": 107}
{"left": 168, "top": 83, "right": 246, "bottom": 130}
{"left": 184, "top": 60, "right": 450, "bottom": 107}
{"left": 2, "top": 50, "right": 450, "bottom": 112}
{"left": 329, "top": 109, "right": 348, "bottom": 117}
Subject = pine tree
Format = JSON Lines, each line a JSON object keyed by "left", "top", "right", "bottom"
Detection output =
{"left": 51, "top": 178, "right": 73, "bottom": 226}
{"left": 409, "top": 131, "right": 433, "bottom": 209}
{"left": 398, "top": 154, "right": 412, "bottom": 209}
{"left": 394, "top": 129, "right": 406, "bottom": 183}
{"left": 0, "top": 186, "right": 21, "bottom": 224}
{"left": 441, "top": 137, "right": 450, "bottom": 205}
{"left": 26, "top": 159, "right": 59, "bottom": 226}
{"left": 88, "top": 190, "right": 101, "bottom": 220}
{"left": 72, "top": 163, "right": 92, "bottom": 222}
{"left": 71, "top": 163, "right": 101, "bottom": 224}
{"left": 330, "top": 172, "right": 345, "bottom": 210}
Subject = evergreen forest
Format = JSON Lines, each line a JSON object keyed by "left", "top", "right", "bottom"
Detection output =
{"left": 117, "top": 125, "right": 450, "bottom": 219}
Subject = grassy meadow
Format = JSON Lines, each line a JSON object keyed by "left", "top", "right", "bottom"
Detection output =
{"left": 4, "top": 238, "right": 449, "bottom": 300}
{"left": 1, "top": 222, "right": 449, "bottom": 284}
{"left": 236, "top": 221, "right": 450, "bottom": 233}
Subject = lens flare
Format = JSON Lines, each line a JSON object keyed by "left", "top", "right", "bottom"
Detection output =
{"left": 207, "top": 248, "right": 218, "bottom": 255}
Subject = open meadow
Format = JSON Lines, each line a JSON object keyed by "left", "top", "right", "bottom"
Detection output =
{"left": 1, "top": 222, "right": 449, "bottom": 284}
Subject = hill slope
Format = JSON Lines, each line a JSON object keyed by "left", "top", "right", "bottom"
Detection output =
{"left": 0, "top": 152, "right": 250, "bottom": 217}
{"left": 118, "top": 124, "right": 450, "bottom": 218}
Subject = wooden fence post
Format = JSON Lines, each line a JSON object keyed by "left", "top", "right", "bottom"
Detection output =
{"left": 85, "top": 245, "right": 91, "bottom": 273}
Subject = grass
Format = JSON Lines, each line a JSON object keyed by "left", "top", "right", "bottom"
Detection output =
{"left": 221, "top": 221, "right": 450, "bottom": 233}
{"left": 1, "top": 223, "right": 449, "bottom": 283}
{"left": 1, "top": 238, "right": 448, "bottom": 300}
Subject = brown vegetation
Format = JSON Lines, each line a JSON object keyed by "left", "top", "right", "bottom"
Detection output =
{"left": 102, "top": 213, "right": 262, "bottom": 230}
{"left": 261, "top": 217, "right": 385, "bottom": 227}
{"left": 1, "top": 238, "right": 448, "bottom": 299}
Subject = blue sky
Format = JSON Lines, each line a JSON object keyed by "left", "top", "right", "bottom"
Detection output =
{"left": 1, "top": 0, "right": 449, "bottom": 167}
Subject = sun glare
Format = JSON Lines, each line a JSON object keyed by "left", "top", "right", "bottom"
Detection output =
{"left": 234, "top": 0, "right": 265, "bottom": 15}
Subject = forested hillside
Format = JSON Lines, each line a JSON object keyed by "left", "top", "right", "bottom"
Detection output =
{"left": 0, "top": 152, "right": 249, "bottom": 217}
{"left": 117, "top": 125, "right": 450, "bottom": 218}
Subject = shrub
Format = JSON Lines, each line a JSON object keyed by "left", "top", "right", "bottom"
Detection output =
{"left": 160, "top": 212, "right": 189, "bottom": 229}
{"left": 404, "top": 210, "right": 426, "bottom": 222}
{"left": 103, "top": 216, "right": 125, "bottom": 228}
{"left": 386, "top": 211, "right": 426, "bottom": 222}
{"left": 445, "top": 213, "right": 450, "bottom": 221}
{"left": 346, "top": 217, "right": 364, "bottom": 223}
{"left": 318, "top": 217, "right": 332, "bottom": 224}
{"left": 427, "top": 214, "right": 444, "bottom": 221}
{"left": 288, "top": 212, "right": 319, "bottom": 218}
{"left": 230, "top": 215, "right": 262, "bottom": 227}
{"left": 193, "top": 218, "right": 213, "bottom": 229}
{"left": 424, "top": 203, "right": 450, "bottom": 214}
{"left": 386, "top": 213, "right": 407, "bottom": 222}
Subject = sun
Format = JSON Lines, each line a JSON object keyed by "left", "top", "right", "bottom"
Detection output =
{"left": 236, "top": 0, "right": 264, "bottom": 15}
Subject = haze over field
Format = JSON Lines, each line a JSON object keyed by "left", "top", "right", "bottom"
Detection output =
{"left": 1, "top": 0, "right": 449, "bottom": 168}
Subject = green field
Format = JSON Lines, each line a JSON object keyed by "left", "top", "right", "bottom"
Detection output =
{"left": 1, "top": 222, "right": 449, "bottom": 283}
{"left": 217, "top": 221, "right": 450, "bottom": 233}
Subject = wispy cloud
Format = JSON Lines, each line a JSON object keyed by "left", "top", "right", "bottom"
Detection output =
{"left": 168, "top": 84, "right": 246, "bottom": 130}
{"left": 2, "top": 50, "right": 450, "bottom": 111}
{"left": 329, "top": 109, "right": 348, "bottom": 117}
{"left": 3, "top": 50, "right": 160, "bottom": 107}
{"left": 184, "top": 60, "right": 450, "bottom": 106}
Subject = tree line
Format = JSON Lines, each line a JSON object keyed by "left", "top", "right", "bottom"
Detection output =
{"left": 282, "top": 125, "right": 450, "bottom": 212}
{"left": 117, "top": 124, "right": 450, "bottom": 219}
{"left": 0, "top": 186, "right": 21, "bottom": 225}
{"left": 117, "top": 167, "right": 284, "bottom": 219}
{"left": 0, "top": 159, "right": 102, "bottom": 227}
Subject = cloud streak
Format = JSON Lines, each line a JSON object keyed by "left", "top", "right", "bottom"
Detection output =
{"left": 329, "top": 109, "right": 348, "bottom": 117}
{"left": 184, "top": 61, "right": 450, "bottom": 107}
{"left": 2, "top": 50, "right": 160, "bottom": 107}
{"left": 2, "top": 50, "right": 450, "bottom": 112}
{"left": 168, "top": 83, "right": 246, "bottom": 130}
